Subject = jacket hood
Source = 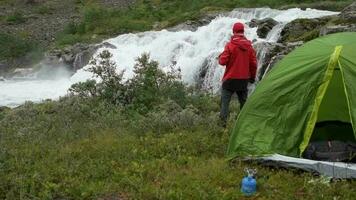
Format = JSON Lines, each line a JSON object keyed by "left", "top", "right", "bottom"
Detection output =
{"left": 233, "top": 22, "right": 245, "bottom": 33}
{"left": 230, "top": 34, "right": 251, "bottom": 51}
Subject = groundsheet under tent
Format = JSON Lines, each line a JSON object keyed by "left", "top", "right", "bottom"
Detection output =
{"left": 251, "top": 154, "right": 356, "bottom": 179}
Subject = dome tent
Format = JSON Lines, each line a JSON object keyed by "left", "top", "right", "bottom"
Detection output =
{"left": 227, "top": 32, "right": 356, "bottom": 178}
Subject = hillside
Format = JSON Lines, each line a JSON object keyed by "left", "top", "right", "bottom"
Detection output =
{"left": 0, "top": 0, "right": 353, "bottom": 74}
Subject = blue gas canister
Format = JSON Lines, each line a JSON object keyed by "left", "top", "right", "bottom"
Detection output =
{"left": 241, "top": 169, "right": 257, "bottom": 196}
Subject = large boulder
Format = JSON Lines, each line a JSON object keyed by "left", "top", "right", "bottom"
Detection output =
{"left": 249, "top": 18, "right": 278, "bottom": 38}
{"left": 339, "top": 1, "right": 356, "bottom": 22}
{"left": 278, "top": 18, "right": 330, "bottom": 43}
{"left": 257, "top": 18, "right": 278, "bottom": 38}
{"left": 46, "top": 42, "right": 117, "bottom": 72}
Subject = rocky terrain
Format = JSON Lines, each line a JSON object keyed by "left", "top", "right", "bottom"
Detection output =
{"left": 0, "top": 0, "right": 135, "bottom": 46}
{"left": 0, "top": 0, "right": 135, "bottom": 75}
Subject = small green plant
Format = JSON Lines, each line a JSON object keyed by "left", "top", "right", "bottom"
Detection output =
{"left": 69, "top": 50, "right": 128, "bottom": 105}
{"left": 6, "top": 11, "right": 26, "bottom": 25}
{"left": 36, "top": 5, "right": 54, "bottom": 15}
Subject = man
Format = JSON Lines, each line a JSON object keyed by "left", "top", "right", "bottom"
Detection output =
{"left": 218, "top": 22, "right": 257, "bottom": 127}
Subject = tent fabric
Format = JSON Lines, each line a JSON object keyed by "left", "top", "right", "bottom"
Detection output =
{"left": 253, "top": 154, "right": 356, "bottom": 179}
{"left": 227, "top": 32, "right": 356, "bottom": 159}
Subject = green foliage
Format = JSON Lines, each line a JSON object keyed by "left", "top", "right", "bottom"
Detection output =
{"left": 70, "top": 50, "right": 128, "bottom": 105}
{"left": 0, "top": 33, "right": 34, "bottom": 60}
{"left": 5, "top": 11, "right": 26, "bottom": 25}
{"left": 128, "top": 53, "right": 186, "bottom": 113}
{"left": 56, "top": 0, "right": 352, "bottom": 46}
{"left": 70, "top": 51, "right": 188, "bottom": 114}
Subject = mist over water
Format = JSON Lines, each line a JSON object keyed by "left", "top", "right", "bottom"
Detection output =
{"left": 0, "top": 8, "right": 338, "bottom": 107}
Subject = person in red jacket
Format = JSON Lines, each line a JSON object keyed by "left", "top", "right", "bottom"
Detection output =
{"left": 218, "top": 22, "right": 257, "bottom": 127}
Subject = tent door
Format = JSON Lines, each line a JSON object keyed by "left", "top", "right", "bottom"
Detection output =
{"left": 311, "top": 67, "right": 355, "bottom": 142}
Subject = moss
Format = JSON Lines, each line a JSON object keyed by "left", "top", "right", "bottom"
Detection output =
{"left": 295, "top": 29, "right": 320, "bottom": 42}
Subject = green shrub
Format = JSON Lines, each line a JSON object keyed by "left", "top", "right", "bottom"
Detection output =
{"left": 0, "top": 33, "right": 34, "bottom": 60}
{"left": 6, "top": 11, "right": 26, "bottom": 25}
{"left": 70, "top": 50, "right": 188, "bottom": 114}
{"left": 71, "top": 50, "right": 129, "bottom": 105}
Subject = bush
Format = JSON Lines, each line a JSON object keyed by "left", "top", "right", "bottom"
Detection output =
{"left": 0, "top": 33, "right": 34, "bottom": 60}
{"left": 6, "top": 11, "right": 26, "bottom": 25}
{"left": 70, "top": 50, "right": 187, "bottom": 114}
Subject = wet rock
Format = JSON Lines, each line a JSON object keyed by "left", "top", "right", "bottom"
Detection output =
{"left": 320, "top": 24, "right": 356, "bottom": 36}
{"left": 254, "top": 42, "right": 283, "bottom": 80}
{"left": 278, "top": 18, "right": 328, "bottom": 43}
{"left": 11, "top": 68, "right": 35, "bottom": 77}
{"left": 46, "top": 42, "right": 118, "bottom": 72}
{"left": 339, "top": 2, "right": 356, "bottom": 22}
{"left": 249, "top": 18, "right": 278, "bottom": 38}
{"left": 257, "top": 41, "right": 303, "bottom": 79}
{"left": 168, "top": 14, "right": 220, "bottom": 32}
{"left": 101, "top": 42, "right": 117, "bottom": 49}
{"left": 248, "top": 19, "right": 259, "bottom": 28}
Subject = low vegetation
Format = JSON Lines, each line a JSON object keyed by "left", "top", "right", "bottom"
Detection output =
{"left": 56, "top": 0, "right": 353, "bottom": 46}
{"left": 1, "top": 52, "right": 356, "bottom": 199}
{"left": 0, "top": 33, "right": 35, "bottom": 60}
{"left": 5, "top": 11, "right": 26, "bottom": 25}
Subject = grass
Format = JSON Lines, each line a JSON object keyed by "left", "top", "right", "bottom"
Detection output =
{"left": 0, "top": 96, "right": 356, "bottom": 199}
{"left": 56, "top": 0, "right": 352, "bottom": 47}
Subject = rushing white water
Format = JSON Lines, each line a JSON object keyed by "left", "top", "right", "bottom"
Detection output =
{"left": 0, "top": 8, "right": 338, "bottom": 107}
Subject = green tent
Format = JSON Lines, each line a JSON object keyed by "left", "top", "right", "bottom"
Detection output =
{"left": 227, "top": 32, "right": 356, "bottom": 159}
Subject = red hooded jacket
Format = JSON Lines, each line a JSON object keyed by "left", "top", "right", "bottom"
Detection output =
{"left": 219, "top": 34, "right": 257, "bottom": 81}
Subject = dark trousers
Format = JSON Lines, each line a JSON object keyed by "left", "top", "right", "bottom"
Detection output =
{"left": 219, "top": 88, "right": 248, "bottom": 124}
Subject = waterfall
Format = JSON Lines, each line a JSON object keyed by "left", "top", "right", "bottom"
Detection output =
{"left": 0, "top": 8, "right": 338, "bottom": 107}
